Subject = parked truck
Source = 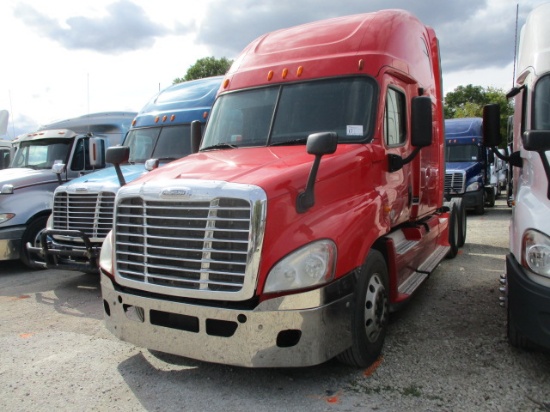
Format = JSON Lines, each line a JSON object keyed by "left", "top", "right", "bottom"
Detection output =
{"left": 0, "top": 111, "right": 136, "bottom": 268}
{"left": 27, "top": 76, "right": 223, "bottom": 273}
{"left": 444, "top": 117, "right": 498, "bottom": 215}
{"left": 0, "top": 139, "right": 12, "bottom": 170}
{"left": 99, "top": 10, "right": 464, "bottom": 368}
{"left": 483, "top": 2, "right": 550, "bottom": 351}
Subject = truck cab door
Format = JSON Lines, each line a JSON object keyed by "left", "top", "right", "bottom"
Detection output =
{"left": 383, "top": 85, "right": 412, "bottom": 226}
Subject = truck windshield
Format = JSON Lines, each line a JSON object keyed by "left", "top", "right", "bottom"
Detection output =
{"left": 125, "top": 125, "right": 192, "bottom": 163}
{"left": 445, "top": 144, "right": 479, "bottom": 162}
{"left": 11, "top": 139, "right": 71, "bottom": 169}
{"left": 201, "top": 77, "right": 376, "bottom": 150}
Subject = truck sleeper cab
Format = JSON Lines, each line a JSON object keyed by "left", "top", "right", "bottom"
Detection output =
{"left": 27, "top": 76, "right": 223, "bottom": 274}
{"left": 0, "top": 112, "right": 135, "bottom": 268}
{"left": 100, "top": 10, "right": 463, "bottom": 368}
{"left": 483, "top": 3, "right": 550, "bottom": 351}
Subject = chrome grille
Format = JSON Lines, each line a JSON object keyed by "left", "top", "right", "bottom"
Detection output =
{"left": 444, "top": 171, "right": 466, "bottom": 194}
{"left": 115, "top": 195, "right": 255, "bottom": 296}
{"left": 53, "top": 191, "right": 116, "bottom": 239}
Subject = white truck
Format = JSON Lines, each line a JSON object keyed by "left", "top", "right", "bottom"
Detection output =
{"left": 0, "top": 112, "right": 136, "bottom": 268}
{"left": 484, "top": 2, "right": 550, "bottom": 350}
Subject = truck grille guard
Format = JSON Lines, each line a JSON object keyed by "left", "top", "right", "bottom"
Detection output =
{"left": 113, "top": 181, "right": 267, "bottom": 301}
{"left": 444, "top": 171, "right": 466, "bottom": 195}
{"left": 26, "top": 190, "right": 117, "bottom": 273}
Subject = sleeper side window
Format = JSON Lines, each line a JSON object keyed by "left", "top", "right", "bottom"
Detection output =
{"left": 384, "top": 88, "right": 406, "bottom": 146}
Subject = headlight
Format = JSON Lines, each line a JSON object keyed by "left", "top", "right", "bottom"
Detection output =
{"left": 99, "top": 230, "right": 114, "bottom": 277}
{"left": 466, "top": 182, "right": 480, "bottom": 192}
{"left": 1, "top": 184, "right": 14, "bottom": 194}
{"left": 264, "top": 239, "right": 337, "bottom": 293}
{"left": 522, "top": 229, "right": 550, "bottom": 278}
{"left": 0, "top": 213, "right": 15, "bottom": 224}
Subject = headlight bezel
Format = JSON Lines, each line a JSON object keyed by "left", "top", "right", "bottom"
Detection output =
{"left": 264, "top": 239, "right": 337, "bottom": 294}
{"left": 522, "top": 228, "right": 550, "bottom": 279}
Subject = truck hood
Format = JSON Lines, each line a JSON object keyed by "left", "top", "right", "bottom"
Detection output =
{"left": 0, "top": 167, "right": 59, "bottom": 190}
{"left": 58, "top": 164, "right": 148, "bottom": 192}
{"left": 446, "top": 161, "right": 481, "bottom": 174}
{"left": 124, "top": 146, "right": 356, "bottom": 197}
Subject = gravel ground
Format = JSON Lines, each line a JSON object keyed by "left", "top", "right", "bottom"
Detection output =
{"left": 0, "top": 198, "right": 549, "bottom": 411}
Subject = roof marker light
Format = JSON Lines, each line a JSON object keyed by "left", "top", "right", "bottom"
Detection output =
{"left": 162, "top": 115, "right": 167, "bottom": 122}
{"left": 170, "top": 114, "right": 175, "bottom": 121}
{"left": 297, "top": 66, "right": 304, "bottom": 77}
{"left": 282, "top": 68, "right": 288, "bottom": 79}
{"left": 267, "top": 70, "right": 274, "bottom": 81}
{"left": 223, "top": 78, "right": 230, "bottom": 88}
{"left": 203, "top": 111, "right": 208, "bottom": 119}
{"left": 154, "top": 116, "right": 160, "bottom": 123}
{"left": 358, "top": 59, "right": 365, "bottom": 70}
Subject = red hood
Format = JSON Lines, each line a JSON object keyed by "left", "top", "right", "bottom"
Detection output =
{"left": 126, "top": 146, "right": 322, "bottom": 197}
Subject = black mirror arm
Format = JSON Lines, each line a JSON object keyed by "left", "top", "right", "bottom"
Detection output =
{"left": 296, "top": 155, "right": 322, "bottom": 213}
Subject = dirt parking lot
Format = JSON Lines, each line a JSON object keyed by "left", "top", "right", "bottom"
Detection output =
{"left": 1, "top": 198, "right": 549, "bottom": 411}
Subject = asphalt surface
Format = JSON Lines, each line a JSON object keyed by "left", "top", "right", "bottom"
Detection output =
{"left": 0, "top": 198, "right": 549, "bottom": 411}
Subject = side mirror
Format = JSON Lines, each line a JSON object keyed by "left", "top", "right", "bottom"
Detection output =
{"left": 106, "top": 146, "right": 130, "bottom": 165}
{"left": 482, "top": 104, "right": 502, "bottom": 147}
{"left": 306, "top": 131, "right": 338, "bottom": 156}
{"left": 411, "top": 96, "right": 433, "bottom": 148}
{"left": 106, "top": 146, "right": 130, "bottom": 186}
{"left": 522, "top": 130, "right": 550, "bottom": 152}
{"left": 296, "top": 132, "right": 338, "bottom": 213}
{"left": 88, "top": 137, "right": 104, "bottom": 167}
{"left": 191, "top": 120, "right": 202, "bottom": 153}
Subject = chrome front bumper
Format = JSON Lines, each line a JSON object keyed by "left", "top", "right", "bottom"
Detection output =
{"left": 101, "top": 272, "right": 354, "bottom": 368}
{"left": 0, "top": 226, "right": 25, "bottom": 260}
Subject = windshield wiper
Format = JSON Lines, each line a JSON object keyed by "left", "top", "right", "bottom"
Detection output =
{"left": 269, "top": 138, "right": 308, "bottom": 146}
{"left": 201, "top": 143, "right": 238, "bottom": 151}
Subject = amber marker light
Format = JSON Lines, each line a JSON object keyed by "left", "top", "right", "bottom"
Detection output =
{"left": 203, "top": 111, "right": 208, "bottom": 119}
{"left": 282, "top": 68, "right": 288, "bottom": 79}
{"left": 296, "top": 66, "right": 304, "bottom": 77}
{"left": 267, "top": 70, "right": 274, "bottom": 81}
{"left": 223, "top": 78, "right": 230, "bottom": 88}
{"left": 162, "top": 115, "right": 168, "bottom": 122}
{"left": 132, "top": 119, "right": 137, "bottom": 126}
{"left": 170, "top": 114, "right": 175, "bottom": 121}
{"left": 358, "top": 59, "right": 365, "bottom": 70}
{"left": 154, "top": 116, "right": 160, "bottom": 123}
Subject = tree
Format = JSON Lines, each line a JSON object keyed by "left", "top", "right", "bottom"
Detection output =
{"left": 173, "top": 57, "right": 233, "bottom": 84}
{"left": 444, "top": 84, "right": 514, "bottom": 143}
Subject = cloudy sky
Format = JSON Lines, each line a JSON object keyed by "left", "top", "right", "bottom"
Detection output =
{"left": 0, "top": 0, "right": 546, "bottom": 138}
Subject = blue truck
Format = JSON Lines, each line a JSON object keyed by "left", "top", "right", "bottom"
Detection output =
{"left": 27, "top": 76, "right": 223, "bottom": 273}
{"left": 444, "top": 117, "right": 497, "bottom": 215}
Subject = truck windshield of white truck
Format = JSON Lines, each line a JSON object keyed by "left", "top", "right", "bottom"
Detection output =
{"left": 11, "top": 139, "right": 71, "bottom": 169}
{"left": 201, "top": 77, "right": 376, "bottom": 150}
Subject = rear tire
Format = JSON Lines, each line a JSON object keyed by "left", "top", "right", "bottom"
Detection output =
{"left": 20, "top": 216, "right": 48, "bottom": 270}
{"left": 337, "top": 250, "right": 389, "bottom": 368}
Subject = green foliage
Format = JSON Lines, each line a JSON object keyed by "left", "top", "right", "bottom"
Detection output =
{"left": 444, "top": 84, "right": 514, "bottom": 143}
{"left": 173, "top": 57, "right": 233, "bottom": 84}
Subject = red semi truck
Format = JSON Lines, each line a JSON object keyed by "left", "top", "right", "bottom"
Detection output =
{"left": 100, "top": 9, "right": 463, "bottom": 368}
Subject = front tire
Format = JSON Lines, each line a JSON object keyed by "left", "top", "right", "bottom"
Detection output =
{"left": 451, "top": 197, "right": 466, "bottom": 247}
{"left": 20, "top": 216, "right": 48, "bottom": 270}
{"left": 337, "top": 250, "right": 389, "bottom": 368}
